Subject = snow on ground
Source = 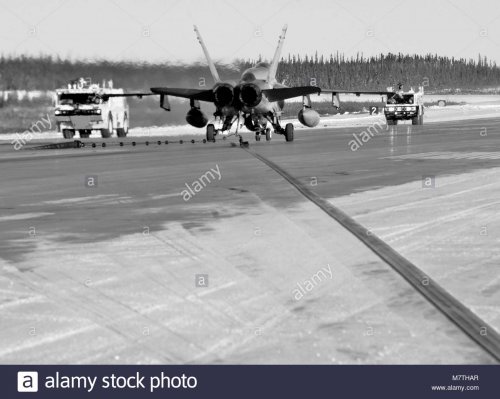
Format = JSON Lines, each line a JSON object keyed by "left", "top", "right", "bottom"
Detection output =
{"left": 0, "top": 160, "right": 488, "bottom": 364}
{"left": 331, "top": 166, "right": 500, "bottom": 335}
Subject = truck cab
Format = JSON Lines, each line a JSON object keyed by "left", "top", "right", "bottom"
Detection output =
{"left": 54, "top": 78, "right": 129, "bottom": 139}
{"left": 384, "top": 86, "right": 424, "bottom": 125}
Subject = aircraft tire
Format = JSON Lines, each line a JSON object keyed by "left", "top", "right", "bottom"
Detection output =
{"left": 285, "top": 123, "right": 294, "bottom": 142}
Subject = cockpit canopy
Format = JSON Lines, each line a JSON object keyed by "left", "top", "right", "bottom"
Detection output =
{"left": 241, "top": 62, "right": 271, "bottom": 82}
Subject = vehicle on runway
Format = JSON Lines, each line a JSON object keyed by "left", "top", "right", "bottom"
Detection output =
{"left": 55, "top": 78, "right": 130, "bottom": 139}
{"left": 150, "top": 26, "right": 393, "bottom": 143}
{"left": 384, "top": 85, "right": 424, "bottom": 125}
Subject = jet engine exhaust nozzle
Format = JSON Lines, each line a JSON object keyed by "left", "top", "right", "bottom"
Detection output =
{"left": 239, "top": 83, "right": 262, "bottom": 108}
{"left": 213, "top": 84, "right": 234, "bottom": 107}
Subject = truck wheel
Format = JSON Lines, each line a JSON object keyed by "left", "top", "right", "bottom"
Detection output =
{"left": 62, "top": 129, "right": 75, "bottom": 139}
{"left": 79, "top": 129, "right": 91, "bottom": 138}
{"left": 412, "top": 115, "right": 423, "bottom": 125}
{"left": 101, "top": 115, "right": 113, "bottom": 138}
{"left": 284, "top": 123, "right": 294, "bottom": 142}
{"left": 206, "top": 124, "right": 215, "bottom": 142}
{"left": 116, "top": 114, "right": 128, "bottom": 137}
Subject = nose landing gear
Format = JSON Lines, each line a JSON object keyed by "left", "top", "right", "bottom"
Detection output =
{"left": 254, "top": 128, "right": 272, "bottom": 142}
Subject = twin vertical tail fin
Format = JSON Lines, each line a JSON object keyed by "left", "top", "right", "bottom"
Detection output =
{"left": 194, "top": 24, "right": 288, "bottom": 84}
{"left": 194, "top": 25, "right": 220, "bottom": 83}
{"left": 267, "top": 24, "right": 288, "bottom": 83}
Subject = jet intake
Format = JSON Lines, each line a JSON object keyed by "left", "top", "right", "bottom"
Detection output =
{"left": 298, "top": 108, "right": 320, "bottom": 127}
{"left": 239, "top": 83, "right": 262, "bottom": 107}
{"left": 213, "top": 83, "right": 234, "bottom": 107}
{"left": 186, "top": 108, "right": 208, "bottom": 128}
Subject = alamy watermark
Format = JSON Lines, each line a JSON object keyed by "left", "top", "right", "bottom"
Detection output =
{"left": 11, "top": 113, "right": 52, "bottom": 150}
{"left": 181, "top": 164, "right": 222, "bottom": 201}
{"left": 348, "top": 121, "right": 387, "bottom": 151}
{"left": 292, "top": 264, "right": 333, "bottom": 301}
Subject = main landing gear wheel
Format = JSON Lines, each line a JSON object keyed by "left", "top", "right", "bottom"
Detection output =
{"left": 255, "top": 133, "right": 261, "bottom": 141}
{"left": 206, "top": 124, "right": 215, "bottom": 142}
{"left": 284, "top": 123, "right": 294, "bottom": 142}
{"left": 265, "top": 128, "right": 271, "bottom": 141}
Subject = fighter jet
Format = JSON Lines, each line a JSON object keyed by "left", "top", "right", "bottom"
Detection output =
{"left": 149, "top": 25, "right": 393, "bottom": 143}
{"left": 150, "top": 25, "right": 324, "bottom": 142}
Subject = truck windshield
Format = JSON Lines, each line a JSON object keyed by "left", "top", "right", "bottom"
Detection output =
{"left": 58, "top": 94, "right": 102, "bottom": 105}
{"left": 387, "top": 94, "right": 414, "bottom": 105}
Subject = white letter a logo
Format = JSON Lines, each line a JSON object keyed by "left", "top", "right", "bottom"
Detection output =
{"left": 17, "top": 371, "right": 38, "bottom": 392}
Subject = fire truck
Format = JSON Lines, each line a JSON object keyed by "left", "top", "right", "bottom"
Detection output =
{"left": 54, "top": 78, "right": 129, "bottom": 139}
{"left": 384, "top": 86, "right": 424, "bottom": 125}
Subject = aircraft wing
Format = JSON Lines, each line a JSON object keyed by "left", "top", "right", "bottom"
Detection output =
{"left": 321, "top": 89, "right": 395, "bottom": 96}
{"left": 100, "top": 93, "right": 157, "bottom": 99}
{"left": 262, "top": 86, "right": 321, "bottom": 102}
{"left": 320, "top": 89, "right": 395, "bottom": 108}
{"left": 150, "top": 87, "right": 214, "bottom": 102}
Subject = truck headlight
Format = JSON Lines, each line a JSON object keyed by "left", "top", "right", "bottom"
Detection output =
{"left": 95, "top": 109, "right": 101, "bottom": 115}
{"left": 55, "top": 110, "right": 61, "bottom": 115}
{"left": 387, "top": 107, "right": 394, "bottom": 112}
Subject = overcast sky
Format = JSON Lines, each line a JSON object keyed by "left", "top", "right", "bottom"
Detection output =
{"left": 0, "top": 0, "right": 499, "bottom": 64}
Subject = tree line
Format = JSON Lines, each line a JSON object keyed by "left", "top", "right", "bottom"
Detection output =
{"left": 1, "top": 53, "right": 499, "bottom": 93}
{"left": 272, "top": 52, "right": 500, "bottom": 93}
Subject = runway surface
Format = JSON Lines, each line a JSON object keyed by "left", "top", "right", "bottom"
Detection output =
{"left": 1, "top": 117, "right": 500, "bottom": 363}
